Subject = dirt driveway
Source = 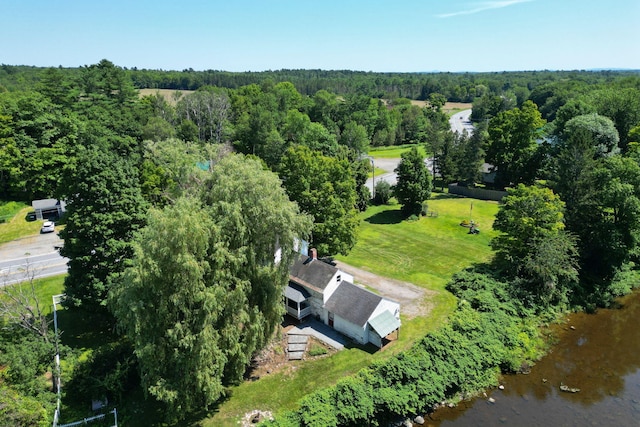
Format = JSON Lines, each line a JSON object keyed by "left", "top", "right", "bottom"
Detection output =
{"left": 333, "top": 260, "right": 435, "bottom": 319}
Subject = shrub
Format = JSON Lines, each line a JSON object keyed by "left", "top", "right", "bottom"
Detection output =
{"left": 308, "top": 343, "right": 328, "bottom": 357}
{"left": 374, "top": 181, "right": 392, "bottom": 205}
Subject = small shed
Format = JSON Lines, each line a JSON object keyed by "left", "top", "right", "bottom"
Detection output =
{"left": 32, "top": 198, "right": 66, "bottom": 220}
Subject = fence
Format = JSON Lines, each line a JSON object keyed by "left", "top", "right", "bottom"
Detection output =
{"left": 448, "top": 184, "right": 507, "bottom": 201}
{"left": 52, "top": 294, "right": 117, "bottom": 427}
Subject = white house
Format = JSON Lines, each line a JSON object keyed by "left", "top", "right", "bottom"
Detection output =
{"left": 285, "top": 249, "right": 401, "bottom": 348}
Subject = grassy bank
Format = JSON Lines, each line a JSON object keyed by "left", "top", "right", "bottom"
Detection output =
{"left": 206, "top": 194, "right": 499, "bottom": 425}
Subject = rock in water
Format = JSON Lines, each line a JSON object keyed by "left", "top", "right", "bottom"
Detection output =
{"left": 560, "top": 384, "right": 581, "bottom": 393}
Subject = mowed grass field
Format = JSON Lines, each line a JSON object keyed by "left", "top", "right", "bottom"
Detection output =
{"left": 410, "top": 100, "right": 472, "bottom": 116}
{"left": 138, "top": 88, "right": 194, "bottom": 105}
{"left": 207, "top": 193, "right": 499, "bottom": 426}
{"left": 0, "top": 202, "right": 42, "bottom": 244}
{"left": 369, "top": 144, "right": 427, "bottom": 159}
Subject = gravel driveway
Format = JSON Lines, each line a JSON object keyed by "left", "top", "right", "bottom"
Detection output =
{"left": 333, "top": 260, "right": 435, "bottom": 319}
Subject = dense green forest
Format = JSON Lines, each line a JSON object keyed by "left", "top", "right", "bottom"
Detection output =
{"left": 2, "top": 63, "right": 639, "bottom": 101}
{"left": 1, "top": 61, "right": 640, "bottom": 426}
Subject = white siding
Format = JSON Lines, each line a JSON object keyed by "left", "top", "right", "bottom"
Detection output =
{"left": 370, "top": 299, "right": 401, "bottom": 322}
{"left": 322, "top": 272, "right": 341, "bottom": 303}
{"left": 368, "top": 328, "right": 382, "bottom": 347}
{"left": 307, "top": 288, "right": 324, "bottom": 319}
{"left": 333, "top": 313, "right": 367, "bottom": 344}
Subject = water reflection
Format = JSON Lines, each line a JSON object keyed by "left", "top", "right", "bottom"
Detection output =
{"left": 428, "top": 290, "right": 640, "bottom": 426}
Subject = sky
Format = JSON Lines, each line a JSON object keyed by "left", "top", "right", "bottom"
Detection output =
{"left": 2, "top": 0, "right": 639, "bottom": 73}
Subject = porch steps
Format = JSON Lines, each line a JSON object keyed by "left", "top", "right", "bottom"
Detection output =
{"left": 287, "top": 334, "right": 308, "bottom": 360}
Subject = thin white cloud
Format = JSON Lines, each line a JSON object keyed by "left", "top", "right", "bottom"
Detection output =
{"left": 437, "top": 0, "right": 533, "bottom": 18}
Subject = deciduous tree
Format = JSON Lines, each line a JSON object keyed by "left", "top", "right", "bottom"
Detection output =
{"left": 111, "top": 155, "right": 311, "bottom": 420}
{"left": 486, "top": 101, "right": 545, "bottom": 189}
{"left": 394, "top": 147, "right": 431, "bottom": 216}
{"left": 491, "top": 184, "right": 578, "bottom": 307}
{"left": 280, "top": 145, "right": 358, "bottom": 255}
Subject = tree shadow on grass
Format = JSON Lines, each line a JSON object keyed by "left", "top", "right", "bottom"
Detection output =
{"left": 431, "top": 192, "right": 466, "bottom": 200}
{"left": 55, "top": 307, "right": 117, "bottom": 350}
{"left": 365, "top": 209, "right": 405, "bottom": 225}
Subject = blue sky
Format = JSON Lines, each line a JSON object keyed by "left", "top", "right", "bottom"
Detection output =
{"left": 3, "top": 0, "right": 639, "bottom": 72}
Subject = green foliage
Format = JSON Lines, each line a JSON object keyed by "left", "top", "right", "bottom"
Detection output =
{"left": 373, "top": 180, "right": 392, "bottom": 205}
{"left": 280, "top": 145, "right": 358, "bottom": 256}
{"left": 486, "top": 100, "right": 546, "bottom": 188}
{"left": 65, "top": 341, "right": 138, "bottom": 404}
{"left": 393, "top": 147, "right": 432, "bottom": 216}
{"left": 0, "top": 329, "right": 55, "bottom": 397}
{"left": 564, "top": 113, "right": 620, "bottom": 158}
{"left": 0, "top": 201, "right": 27, "bottom": 223}
{"left": 570, "top": 156, "right": 640, "bottom": 282}
{"left": 492, "top": 184, "right": 566, "bottom": 263}
{"left": 308, "top": 344, "right": 328, "bottom": 357}
{"left": 202, "top": 154, "right": 312, "bottom": 350}
{"left": 59, "top": 143, "right": 148, "bottom": 309}
{"left": 111, "top": 155, "right": 311, "bottom": 421}
{"left": 492, "top": 184, "right": 578, "bottom": 308}
{"left": 110, "top": 197, "right": 230, "bottom": 419}
{"left": 139, "top": 138, "right": 210, "bottom": 205}
{"left": 589, "top": 88, "right": 640, "bottom": 151}
{"left": 0, "top": 384, "right": 51, "bottom": 427}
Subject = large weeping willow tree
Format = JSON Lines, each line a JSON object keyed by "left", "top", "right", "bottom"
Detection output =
{"left": 110, "top": 154, "right": 311, "bottom": 420}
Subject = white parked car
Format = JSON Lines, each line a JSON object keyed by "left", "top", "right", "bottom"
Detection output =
{"left": 41, "top": 220, "right": 55, "bottom": 233}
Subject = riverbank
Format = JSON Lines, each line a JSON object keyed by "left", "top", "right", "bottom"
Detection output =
{"left": 428, "top": 288, "right": 640, "bottom": 426}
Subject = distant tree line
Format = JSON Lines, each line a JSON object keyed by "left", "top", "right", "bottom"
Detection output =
{"left": 2, "top": 63, "right": 638, "bottom": 101}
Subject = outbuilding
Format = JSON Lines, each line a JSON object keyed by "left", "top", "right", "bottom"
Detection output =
{"left": 31, "top": 198, "right": 66, "bottom": 220}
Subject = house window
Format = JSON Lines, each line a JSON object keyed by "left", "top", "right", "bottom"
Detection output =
{"left": 300, "top": 300, "right": 309, "bottom": 309}
{"left": 336, "top": 274, "right": 341, "bottom": 283}
{"left": 287, "top": 299, "right": 297, "bottom": 309}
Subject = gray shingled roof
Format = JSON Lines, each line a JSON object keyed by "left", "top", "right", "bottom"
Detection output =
{"left": 324, "top": 281, "right": 382, "bottom": 327}
{"left": 285, "top": 282, "right": 311, "bottom": 303}
{"left": 289, "top": 254, "right": 337, "bottom": 291}
{"left": 32, "top": 198, "right": 60, "bottom": 210}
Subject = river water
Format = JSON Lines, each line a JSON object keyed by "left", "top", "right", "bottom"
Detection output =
{"left": 426, "top": 290, "right": 640, "bottom": 427}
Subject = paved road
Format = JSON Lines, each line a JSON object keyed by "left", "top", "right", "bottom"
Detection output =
{"left": 365, "top": 111, "right": 473, "bottom": 194}
{"left": 449, "top": 109, "right": 474, "bottom": 135}
{"left": 0, "top": 232, "right": 68, "bottom": 285}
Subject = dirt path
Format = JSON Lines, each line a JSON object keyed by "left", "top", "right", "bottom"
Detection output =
{"left": 333, "top": 260, "right": 436, "bottom": 319}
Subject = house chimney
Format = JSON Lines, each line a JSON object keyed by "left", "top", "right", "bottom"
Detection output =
{"left": 310, "top": 248, "right": 318, "bottom": 260}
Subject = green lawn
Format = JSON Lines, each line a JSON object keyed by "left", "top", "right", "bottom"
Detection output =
{"left": 0, "top": 204, "right": 42, "bottom": 244}
{"left": 369, "top": 144, "right": 427, "bottom": 159}
{"left": 206, "top": 194, "right": 499, "bottom": 426}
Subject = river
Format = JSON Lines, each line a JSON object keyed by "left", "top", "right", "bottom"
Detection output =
{"left": 425, "top": 290, "right": 640, "bottom": 427}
